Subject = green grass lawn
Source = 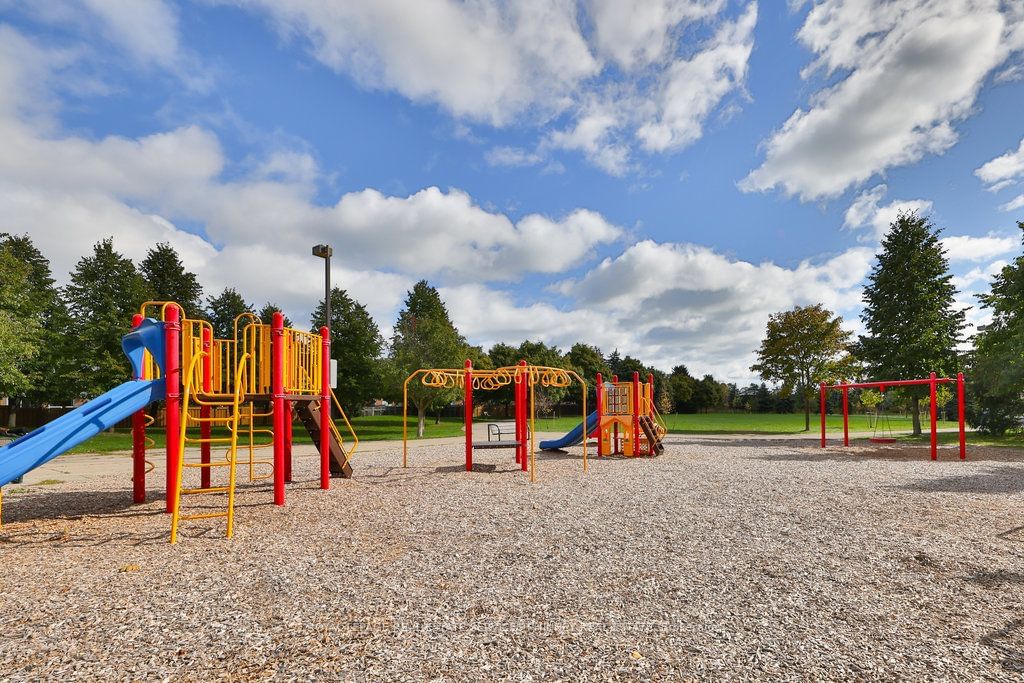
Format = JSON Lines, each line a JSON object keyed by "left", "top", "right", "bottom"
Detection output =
{"left": 15, "top": 411, "right": 1022, "bottom": 455}
{"left": 54, "top": 414, "right": 467, "bottom": 454}
{"left": 533, "top": 411, "right": 957, "bottom": 435}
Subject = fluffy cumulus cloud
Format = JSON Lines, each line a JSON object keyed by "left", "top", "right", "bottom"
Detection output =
{"left": 975, "top": 137, "right": 1024, "bottom": 211}
{"left": 743, "top": 0, "right": 1024, "bottom": 200}
{"left": 228, "top": 0, "right": 757, "bottom": 175}
{"left": 842, "top": 184, "right": 933, "bottom": 241}
{"left": 10, "top": 0, "right": 210, "bottom": 89}
{"left": 547, "top": 240, "right": 875, "bottom": 377}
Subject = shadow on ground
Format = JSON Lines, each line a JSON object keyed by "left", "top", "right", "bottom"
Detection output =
{"left": 981, "top": 618, "right": 1024, "bottom": 673}
{"left": 897, "top": 466, "right": 1024, "bottom": 495}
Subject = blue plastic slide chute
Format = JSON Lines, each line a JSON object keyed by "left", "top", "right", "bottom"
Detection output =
{"left": 0, "top": 319, "right": 167, "bottom": 487}
{"left": 539, "top": 411, "right": 599, "bottom": 450}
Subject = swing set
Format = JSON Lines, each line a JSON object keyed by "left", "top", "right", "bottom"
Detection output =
{"left": 819, "top": 372, "right": 966, "bottom": 460}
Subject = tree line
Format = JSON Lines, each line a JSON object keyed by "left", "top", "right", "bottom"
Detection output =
{"left": 0, "top": 235, "right": 734, "bottom": 431}
{"left": 751, "top": 213, "right": 1024, "bottom": 436}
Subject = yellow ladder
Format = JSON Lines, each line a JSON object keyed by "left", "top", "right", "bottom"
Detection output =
{"left": 230, "top": 401, "right": 275, "bottom": 482}
{"left": 170, "top": 352, "right": 250, "bottom": 544}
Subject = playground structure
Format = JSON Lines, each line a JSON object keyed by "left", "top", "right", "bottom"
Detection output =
{"left": 402, "top": 361, "right": 588, "bottom": 482}
{"left": 537, "top": 371, "right": 666, "bottom": 457}
{"left": 592, "top": 372, "right": 666, "bottom": 457}
{"left": 819, "top": 373, "right": 966, "bottom": 460}
{"left": 0, "top": 301, "right": 358, "bottom": 541}
{"left": 401, "top": 364, "right": 667, "bottom": 482}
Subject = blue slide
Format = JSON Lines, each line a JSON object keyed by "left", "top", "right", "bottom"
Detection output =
{"left": 539, "top": 411, "right": 599, "bottom": 450}
{"left": 0, "top": 319, "right": 167, "bottom": 487}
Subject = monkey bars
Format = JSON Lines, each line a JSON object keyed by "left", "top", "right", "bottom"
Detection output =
{"left": 819, "top": 372, "right": 966, "bottom": 460}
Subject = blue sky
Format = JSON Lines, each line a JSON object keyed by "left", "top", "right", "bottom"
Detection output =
{"left": 2, "top": 1, "right": 1023, "bottom": 381}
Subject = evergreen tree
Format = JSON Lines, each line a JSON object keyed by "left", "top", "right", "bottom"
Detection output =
{"left": 62, "top": 238, "right": 152, "bottom": 397}
{"left": 139, "top": 242, "right": 203, "bottom": 314}
{"left": 751, "top": 304, "right": 855, "bottom": 430}
{"left": 259, "top": 302, "right": 292, "bottom": 328}
{"left": 967, "top": 222, "right": 1024, "bottom": 434}
{"left": 205, "top": 288, "right": 253, "bottom": 339}
{"left": 606, "top": 349, "right": 623, "bottom": 376}
{"left": 310, "top": 287, "right": 384, "bottom": 414}
{"left": 566, "top": 342, "right": 611, "bottom": 403}
{"left": 389, "top": 281, "right": 467, "bottom": 436}
{"left": 858, "top": 212, "right": 966, "bottom": 434}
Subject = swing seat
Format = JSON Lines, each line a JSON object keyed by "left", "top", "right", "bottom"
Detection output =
{"left": 868, "top": 437, "right": 897, "bottom": 444}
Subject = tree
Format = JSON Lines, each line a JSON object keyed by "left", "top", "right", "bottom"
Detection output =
{"left": 311, "top": 287, "right": 384, "bottom": 414}
{"left": 258, "top": 302, "right": 292, "bottom": 328}
{"left": 139, "top": 242, "right": 203, "bottom": 314}
{"left": 0, "top": 234, "right": 74, "bottom": 417}
{"left": 566, "top": 342, "right": 610, "bottom": 408}
{"left": 0, "top": 247, "right": 42, "bottom": 399}
{"left": 206, "top": 288, "right": 253, "bottom": 339}
{"left": 389, "top": 281, "right": 467, "bottom": 437}
{"left": 967, "top": 222, "right": 1024, "bottom": 434}
{"left": 858, "top": 211, "right": 966, "bottom": 435}
{"left": 62, "top": 238, "right": 152, "bottom": 397}
{"left": 751, "top": 304, "right": 855, "bottom": 431}
{"left": 668, "top": 365, "right": 697, "bottom": 412}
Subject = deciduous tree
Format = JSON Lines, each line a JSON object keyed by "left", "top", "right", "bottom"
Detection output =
{"left": 751, "top": 304, "right": 855, "bottom": 431}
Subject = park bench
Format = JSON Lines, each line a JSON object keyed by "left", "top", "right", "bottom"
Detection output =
{"left": 474, "top": 421, "right": 530, "bottom": 450}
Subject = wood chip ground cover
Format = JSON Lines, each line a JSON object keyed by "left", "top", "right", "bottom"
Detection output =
{"left": 1, "top": 437, "right": 1023, "bottom": 680}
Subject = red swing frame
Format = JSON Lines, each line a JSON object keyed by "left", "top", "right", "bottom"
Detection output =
{"left": 819, "top": 372, "right": 966, "bottom": 460}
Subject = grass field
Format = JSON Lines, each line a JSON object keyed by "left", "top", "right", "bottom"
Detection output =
{"left": 11, "top": 411, "right": 1023, "bottom": 454}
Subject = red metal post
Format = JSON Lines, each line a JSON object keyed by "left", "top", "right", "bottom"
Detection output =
{"left": 957, "top": 372, "right": 966, "bottom": 460}
{"left": 632, "top": 371, "right": 641, "bottom": 456}
{"left": 595, "top": 372, "right": 604, "bottom": 456}
{"left": 271, "top": 312, "right": 286, "bottom": 504}
{"left": 513, "top": 365, "right": 522, "bottom": 465}
{"left": 164, "top": 305, "right": 181, "bottom": 513}
{"left": 464, "top": 359, "right": 473, "bottom": 472}
{"left": 131, "top": 314, "right": 146, "bottom": 504}
{"left": 519, "top": 360, "right": 528, "bottom": 472}
{"left": 284, "top": 400, "right": 293, "bottom": 483}
{"left": 612, "top": 374, "right": 620, "bottom": 454}
{"left": 842, "top": 383, "right": 849, "bottom": 447}
{"left": 319, "top": 326, "right": 330, "bottom": 490}
{"left": 647, "top": 373, "right": 655, "bottom": 417}
{"left": 929, "top": 371, "right": 938, "bottom": 461}
{"left": 200, "top": 326, "right": 212, "bottom": 490}
{"left": 819, "top": 382, "right": 826, "bottom": 448}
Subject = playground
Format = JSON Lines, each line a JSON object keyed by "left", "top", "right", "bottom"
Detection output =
{"left": 3, "top": 435, "right": 1024, "bottom": 678}
{"left": 3, "top": 300, "right": 1024, "bottom": 678}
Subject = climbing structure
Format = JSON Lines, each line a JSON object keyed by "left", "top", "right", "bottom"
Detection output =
{"left": 130, "top": 301, "right": 358, "bottom": 542}
{"left": 594, "top": 372, "right": 667, "bottom": 457}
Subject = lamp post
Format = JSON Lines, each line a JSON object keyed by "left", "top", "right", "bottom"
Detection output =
{"left": 312, "top": 244, "right": 332, "bottom": 336}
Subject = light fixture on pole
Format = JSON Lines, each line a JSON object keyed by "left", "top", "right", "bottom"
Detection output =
{"left": 312, "top": 244, "right": 332, "bottom": 338}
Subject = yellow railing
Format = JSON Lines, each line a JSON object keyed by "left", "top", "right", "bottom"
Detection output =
{"left": 285, "top": 329, "right": 322, "bottom": 395}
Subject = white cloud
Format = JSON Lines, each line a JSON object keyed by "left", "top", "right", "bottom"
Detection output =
{"left": 1001, "top": 194, "right": 1024, "bottom": 212}
{"left": 975, "top": 137, "right": 1024, "bottom": 186}
{"left": 842, "top": 184, "right": 933, "bottom": 241}
{"left": 952, "top": 259, "right": 1008, "bottom": 290}
{"left": 80, "top": 0, "right": 181, "bottom": 69}
{"left": 636, "top": 2, "right": 757, "bottom": 152}
{"left": 228, "top": 0, "right": 758, "bottom": 174}
{"left": 743, "top": 0, "right": 1024, "bottom": 200}
{"left": 543, "top": 240, "right": 876, "bottom": 377}
{"left": 484, "top": 146, "right": 544, "bottom": 168}
{"left": 587, "top": 0, "right": 725, "bottom": 70}
{"left": 11, "top": 0, "right": 210, "bottom": 89}
{"left": 940, "top": 234, "right": 1018, "bottom": 262}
